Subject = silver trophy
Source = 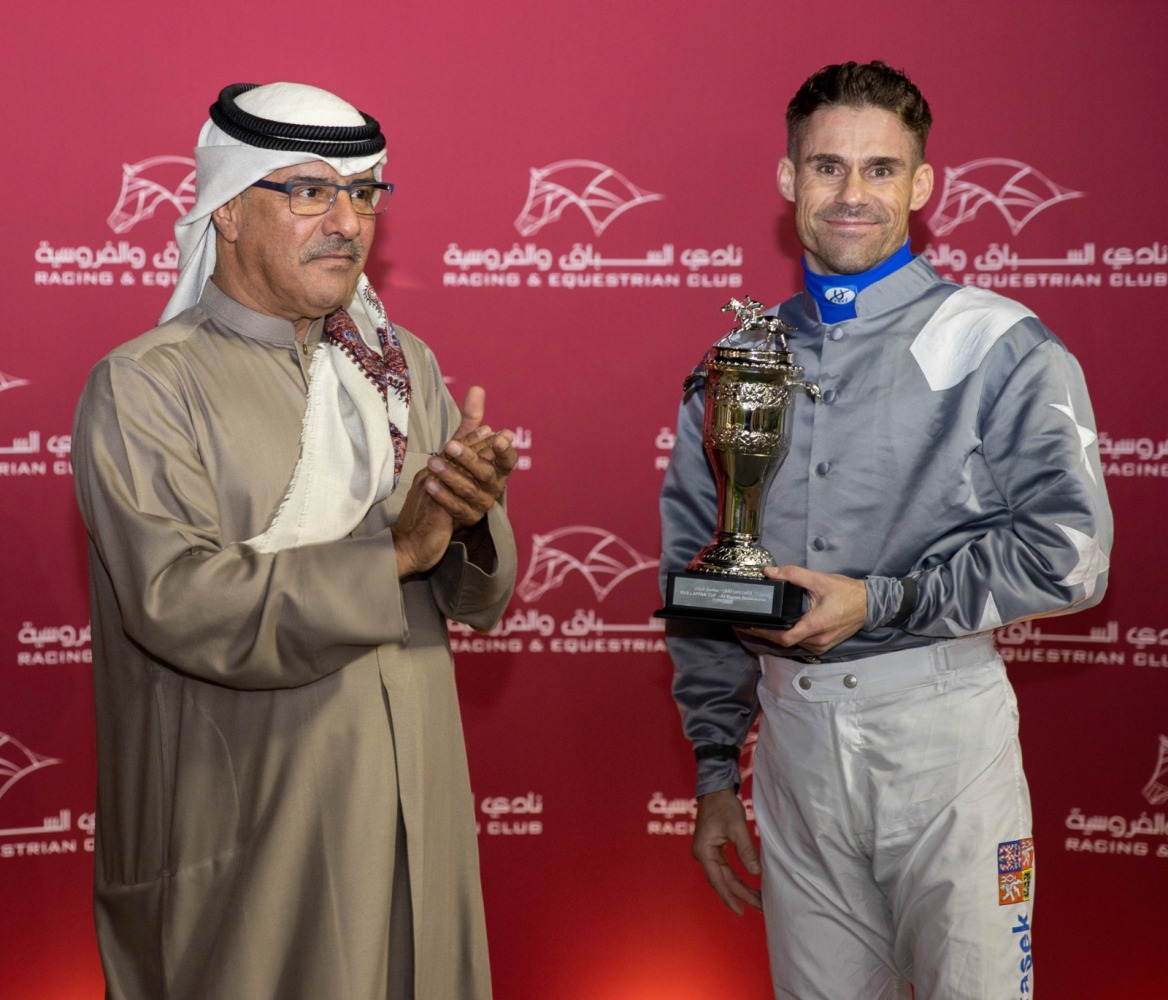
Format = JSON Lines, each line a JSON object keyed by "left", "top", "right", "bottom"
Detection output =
{"left": 658, "top": 295, "right": 820, "bottom": 628}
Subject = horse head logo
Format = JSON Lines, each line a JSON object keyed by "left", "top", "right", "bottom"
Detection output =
{"left": 0, "top": 371, "right": 30, "bottom": 396}
{"left": 107, "top": 156, "right": 197, "bottom": 234}
{"left": 516, "top": 526, "right": 658, "bottom": 603}
{"left": 0, "top": 732, "right": 60, "bottom": 805}
{"left": 514, "top": 160, "right": 662, "bottom": 238}
{"left": 927, "top": 158, "right": 1083, "bottom": 237}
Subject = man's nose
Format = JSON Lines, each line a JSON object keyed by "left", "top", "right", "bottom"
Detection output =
{"left": 323, "top": 189, "right": 363, "bottom": 236}
{"left": 838, "top": 169, "right": 869, "bottom": 205}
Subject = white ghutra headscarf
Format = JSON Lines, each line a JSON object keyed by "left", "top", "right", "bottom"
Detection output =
{"left": 162, "top": 82, "right": 409, "bottom": 553}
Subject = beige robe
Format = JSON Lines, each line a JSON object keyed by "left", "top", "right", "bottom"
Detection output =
{"left": 72, "top": 281, "right": 515, "bottom": 1000}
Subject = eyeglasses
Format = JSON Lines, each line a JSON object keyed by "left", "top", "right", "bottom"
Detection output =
{"left": 250, "top": 179, "right": 395, "bottom": 216}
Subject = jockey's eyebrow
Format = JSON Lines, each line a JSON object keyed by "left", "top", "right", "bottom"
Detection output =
{"left": 805, "top": 152, "right": 907, "bottom": 171}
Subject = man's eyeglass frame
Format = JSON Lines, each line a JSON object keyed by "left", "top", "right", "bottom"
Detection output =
{"left": 250, "top": 179, "right": 395, "bottom": 216}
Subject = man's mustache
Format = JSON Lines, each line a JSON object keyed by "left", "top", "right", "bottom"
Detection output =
{"left": 302, "top": 239, "right": 365, "bottom": 263}
{"left": 816, "top": 209, "right": 888, "bottom": 224}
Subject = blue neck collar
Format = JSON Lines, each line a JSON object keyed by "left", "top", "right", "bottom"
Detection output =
{"left": 803, "top": 243, "right": 914, "bottom": 323}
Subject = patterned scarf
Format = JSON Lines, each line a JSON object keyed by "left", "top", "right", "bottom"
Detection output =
{"left": 324, "top": 302, "right": 410, "bottom": 487}
{"left": 244, "top": 277, "right": 411, "bottom": 553}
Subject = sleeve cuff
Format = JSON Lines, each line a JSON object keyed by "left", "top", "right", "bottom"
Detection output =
{"left": 863, "top": 575, "right": 918, "bottom": 630}
{"left": 694, "top": 750, "right": 742, "bottom": 797}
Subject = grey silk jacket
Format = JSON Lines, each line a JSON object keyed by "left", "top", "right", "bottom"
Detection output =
{"left": 73, "top": 281, "right": 515, "bottom": 1000}
{"left": 660, "top": 256, "right": 1113, "bottom": 795}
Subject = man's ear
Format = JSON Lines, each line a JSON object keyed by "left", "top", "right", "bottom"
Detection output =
{"left": 211, "top": 196, "right": 244, "bottom": 243}
{"left": 910, "top": 162, "right": 934, "bottom": 211}
{"left": 777, "top": 157, "right": 797, "bottom": 204}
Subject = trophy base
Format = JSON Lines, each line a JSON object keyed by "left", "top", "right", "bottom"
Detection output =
{"left": 655, "top": 571, "right": 805, "bottom": 629}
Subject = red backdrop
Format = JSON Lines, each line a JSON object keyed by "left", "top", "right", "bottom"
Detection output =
{"left": 3, "top": 2, "right": 1166, "bottom": 997}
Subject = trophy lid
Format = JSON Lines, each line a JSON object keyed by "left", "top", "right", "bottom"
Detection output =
{"left": 715, "top": 295, "right": 794, "bottom": 351}
{"left": 683, "top": 294, "right": 814, "bottom": 392}
{"left": 710, "top": 295, "right": 797, "bottom": 365}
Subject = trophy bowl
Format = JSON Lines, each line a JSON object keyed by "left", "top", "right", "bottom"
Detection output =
{"left": 657, "top": 296, "right": 820, "bottom": 628}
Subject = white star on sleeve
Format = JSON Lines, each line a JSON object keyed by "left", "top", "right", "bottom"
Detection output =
{"left": 1049, "top": 390, "right": 1099, "bottom": 485}
{"left": 1056, "top": 523, "right": 1109, "bottom": 600}
{"left": 909, "top": 289, "right": 1034, "bottom": 391}
{"left": 943, "top": 592, "right": 1003, "bottom": 636}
